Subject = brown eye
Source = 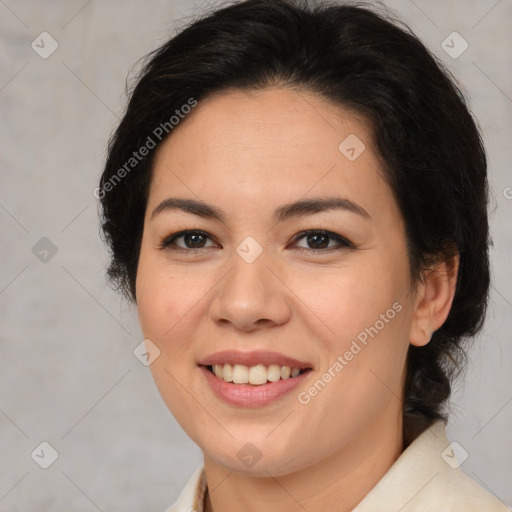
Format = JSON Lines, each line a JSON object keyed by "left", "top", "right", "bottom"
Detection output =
{"left": 292, "top": 230, "right": 354, "bottom": 251}
{"left": 160, "top": 230, "right": 216, "bottom": 250}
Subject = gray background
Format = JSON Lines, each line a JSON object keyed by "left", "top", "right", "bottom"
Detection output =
{"left": 1, "top": 0, "right": 511, "bottom": 510}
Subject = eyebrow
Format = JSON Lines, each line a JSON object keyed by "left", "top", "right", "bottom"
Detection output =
{"left": 151, "top": 196, "right": 371, "bottom": 222}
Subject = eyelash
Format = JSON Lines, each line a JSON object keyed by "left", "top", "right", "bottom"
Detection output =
{"left": 158, "top": 229, "right": 355, "bottom": 255}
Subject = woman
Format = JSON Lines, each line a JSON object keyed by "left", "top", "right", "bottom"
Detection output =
{"left": 98, "top": 0, "right": 508, "bottom": 510}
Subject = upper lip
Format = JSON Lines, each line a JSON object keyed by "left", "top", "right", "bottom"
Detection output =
{"left": 198, "top": 350, "right": 312, "bottom": 369}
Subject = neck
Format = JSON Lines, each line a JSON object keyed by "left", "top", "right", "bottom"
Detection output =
{"left": 203, "top": 414, "right": 404, "bottom": 512}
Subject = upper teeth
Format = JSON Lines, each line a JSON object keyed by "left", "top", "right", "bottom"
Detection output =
{"left": 212, "top": 363, "right": 301, "bottom": 385}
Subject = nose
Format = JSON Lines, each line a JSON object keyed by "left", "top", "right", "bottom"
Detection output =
{"left": 208, "top": 250, "right": 291, "bottom": 332}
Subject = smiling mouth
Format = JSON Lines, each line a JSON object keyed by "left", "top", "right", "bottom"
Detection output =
{"left": 205, "top": 363, "right": 310, "bottom": 386}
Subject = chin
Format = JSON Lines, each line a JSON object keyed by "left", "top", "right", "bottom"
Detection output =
{"left": 204, "top": 439, "right": 307, "bottom": 478}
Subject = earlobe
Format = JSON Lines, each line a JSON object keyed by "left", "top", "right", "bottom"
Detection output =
{"left": 409, "top": 254, "right": 459, "bottom": 347}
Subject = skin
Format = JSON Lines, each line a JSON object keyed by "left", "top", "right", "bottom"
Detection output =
{"left": 135, "top": 87, "right": 458, "bottom": 512}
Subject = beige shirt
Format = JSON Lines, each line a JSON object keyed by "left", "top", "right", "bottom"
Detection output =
{"left": 166, "top": 420, "right": 509, "bottom": 511}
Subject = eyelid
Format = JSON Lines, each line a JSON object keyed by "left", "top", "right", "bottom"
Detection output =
{"left": 290, "top": 229, "right": 355, "bottom": 251}
{"left": 158, "top": 230, "right": 217, "bottom": 251}
{"left": 159, "top": 229, "right": 355, "bottom": 252}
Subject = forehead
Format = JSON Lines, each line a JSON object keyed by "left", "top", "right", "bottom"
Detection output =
{"left": 148, "top": 87, "right": 398, "bottom": 225}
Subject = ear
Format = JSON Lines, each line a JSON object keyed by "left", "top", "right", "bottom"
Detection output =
{"left": 409, "top": 253, "right": 459, "bottom": 347}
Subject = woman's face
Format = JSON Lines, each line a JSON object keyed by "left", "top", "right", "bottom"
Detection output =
{"left": 136, "top": 87, "right": 420, "bottom": 476}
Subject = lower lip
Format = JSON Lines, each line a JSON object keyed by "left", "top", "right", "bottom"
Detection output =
{"left": 200, "top": 366, "right": 311, "bottom": 407}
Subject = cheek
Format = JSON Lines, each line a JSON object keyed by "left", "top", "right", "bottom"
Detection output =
{"left": 135, "top": 253, "right": 209, "bottom": 426}
{"left": 292, "top": 260, "right": 404, "bottom": 342}
{"left": 136, "top": 250, "right": 194, "bottom": 338}
{"left": 294, "top": 257, "right": 410, "bottom": 393}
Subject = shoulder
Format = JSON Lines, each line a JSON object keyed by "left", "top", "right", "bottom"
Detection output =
{"left": 165, "top": 465, "right": 206, "bottom": 512}
{"left": 428, "top": 466, "right": 509, "bottom": 511}
{"left": 353, "top": 420, "right": 509, "bottom": 511}
{"left": 353, "top": 421, "right": 509, "bottom": 512}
